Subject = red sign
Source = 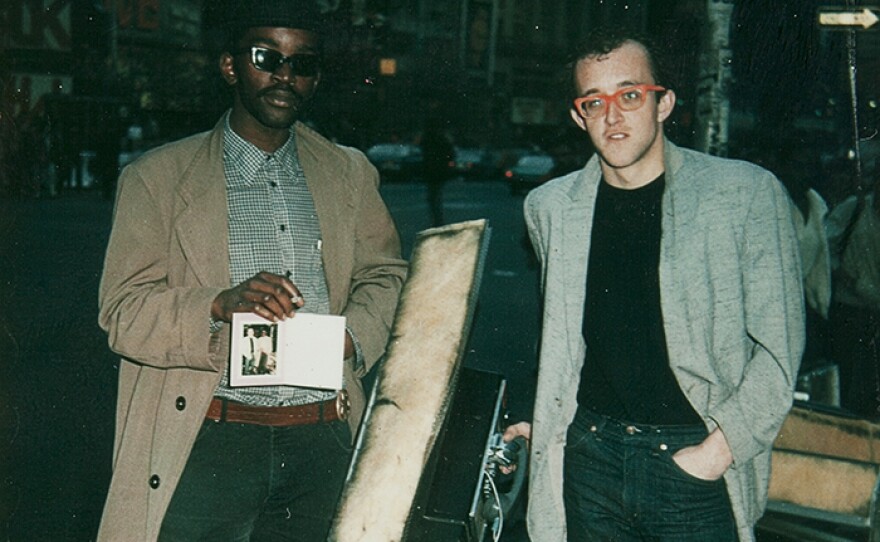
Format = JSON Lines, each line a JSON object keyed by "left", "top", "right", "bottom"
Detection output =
{"left": 106, "top": 0, "right": 161, "bottom": 31}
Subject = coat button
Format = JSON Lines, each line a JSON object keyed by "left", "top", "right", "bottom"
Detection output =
{"left": 149, "top": 474, "right": 161, "bottom": 489}
{"left": 175, "top": 396, "right": 186, "bottom": 411}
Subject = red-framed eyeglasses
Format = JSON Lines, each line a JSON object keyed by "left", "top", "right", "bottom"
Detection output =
{"left": 572, "top": 84, "right": 666, "bottom": 120}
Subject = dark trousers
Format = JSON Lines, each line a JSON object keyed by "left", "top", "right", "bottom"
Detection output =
{"left": 563, "top": 408, "right": 737, "bottom": 542}
{"left": 158, "top": 418, "right": 352, "bottom": 541}
{"left": 426, "top": 179, "right": 445, "bottom": 227}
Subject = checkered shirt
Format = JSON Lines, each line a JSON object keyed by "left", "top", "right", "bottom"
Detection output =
{"left": 214, "top": 113, "right": 338, "bottom": 407}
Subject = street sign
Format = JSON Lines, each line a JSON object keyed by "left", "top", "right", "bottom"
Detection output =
{"left": 818, "top": 7, "right": 879, "bottom": 30}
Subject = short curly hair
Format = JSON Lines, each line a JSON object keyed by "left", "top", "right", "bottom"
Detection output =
{"left": 566, "top": 26, "right": 672, "bottom": 99}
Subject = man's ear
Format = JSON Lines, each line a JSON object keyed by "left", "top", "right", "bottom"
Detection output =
{"left": 219, "top": 53, "right": 237, "bottom": 86}
{"left": 569, "top": 107, "right": 588, "bottom": 132}
{"left": 657, "top": 89, "right": 676, "bottom": 123}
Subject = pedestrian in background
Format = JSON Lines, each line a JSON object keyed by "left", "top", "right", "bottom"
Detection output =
{"left": 506, "top": 27, "right": 804, "bottom": 542}
{"left": 96, "top": 1, "right": 406, "bottom": 539}
{"left": 828, "top": 176, "right": 880, "bottom": 420}
{"left": 419, "top": 99, "right": 455, "bottom": 227}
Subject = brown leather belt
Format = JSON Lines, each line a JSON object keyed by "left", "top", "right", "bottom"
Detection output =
{"left": 206, "top": 391, "right": 350, "bottom": 426}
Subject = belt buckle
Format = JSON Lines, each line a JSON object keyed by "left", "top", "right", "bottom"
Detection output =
{"left": 335, "top": 390, "right": 351, "bottom": 421}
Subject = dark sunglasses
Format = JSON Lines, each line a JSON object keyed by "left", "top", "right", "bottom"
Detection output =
{"left": 236, "top": 46, "right": 321, "bottom": 77}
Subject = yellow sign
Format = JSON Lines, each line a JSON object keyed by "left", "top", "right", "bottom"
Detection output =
{"left": 379, "top": 58, "right": 397, "bottom": 76}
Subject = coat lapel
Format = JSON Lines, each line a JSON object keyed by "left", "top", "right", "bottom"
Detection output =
{"left": 295, "top": 123, "right": 354, "bottom": 313}
{"left": 562, "top": 160, "right": 600, "bottom": 367}
{"left": 658, "top": 141, "right": 700, "bottom": 371}
{"left": 174, "top": 120, "right": 231, "bottom": 288}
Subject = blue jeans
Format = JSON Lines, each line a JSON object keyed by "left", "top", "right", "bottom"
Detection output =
{"left": 158, "top": 418, "right": 352, "bottom": 542}
{"left": 563, "top": 408, "right": 737, "bottom": 542}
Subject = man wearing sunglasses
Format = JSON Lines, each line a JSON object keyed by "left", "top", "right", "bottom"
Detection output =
{"left": 506, "top": 27, "right": 804, "bottom": 542}
{"left": 96, "top": 1, "right": 406, "bottom": 540}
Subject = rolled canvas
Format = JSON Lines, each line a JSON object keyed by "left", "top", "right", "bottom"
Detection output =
{"left": 330, "top": 219, "right": 490, "bottom": 542}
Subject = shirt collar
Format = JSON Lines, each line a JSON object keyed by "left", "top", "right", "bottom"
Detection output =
{"left": 223, "top": 111, "right": 298, "bottom": 186}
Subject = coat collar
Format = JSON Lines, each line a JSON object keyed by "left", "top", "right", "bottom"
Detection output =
{"left": 174, "top": 118, "right": 230, "bottom": 288}
{"left": 170, "top": 116, "right": 352, "bottom": 304}
{"left": 566, "top": 137, "right": 684, "bottom": 203}
{"left": 559, "top": 137, "right": 684, "bottom": 363}
{"left": 294, "top": 121, "right": 354, "bottom": 312}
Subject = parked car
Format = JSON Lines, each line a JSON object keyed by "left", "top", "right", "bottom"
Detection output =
{"left": 491, "top": 146, "right": 533, "bottom": 175}
{"left": 504, "top": 153, "right": 556, "bottom": 194}
{"left": 450, "top": 147, "right": 494, "bottom": 178}
{"left": 365, "top": 143, "right": 423, "bottom": 180}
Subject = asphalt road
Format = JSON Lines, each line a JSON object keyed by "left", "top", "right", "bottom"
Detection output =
{"left": 0, "top": 177, "right": 851, "bottom": 541}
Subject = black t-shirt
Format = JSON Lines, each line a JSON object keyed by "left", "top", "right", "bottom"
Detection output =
{"left": 578, "top": 174, "right": 702, "bottom": 425}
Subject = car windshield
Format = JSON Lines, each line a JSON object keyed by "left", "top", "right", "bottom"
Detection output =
{"left": 517, "top": 155, "right": 553, "bottom": 168}
{"left": 368, "top": 144, "right": 415, "bottom": 158}
{"left": 456, "top": 148, "right": 483, "bottom": 159}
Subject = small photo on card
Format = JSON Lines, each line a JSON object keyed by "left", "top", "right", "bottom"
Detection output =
{"left": 229, "top": 312, "right": 345, "bottom": 390}
{"left": 230, "top": 313, "right": 285, "bottom": 387}
{"left": 238, "top": 323, "right": 278, "bottom": 377}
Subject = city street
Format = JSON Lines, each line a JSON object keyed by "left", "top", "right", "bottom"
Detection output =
{"left": 1, "top": 0, "right": 876, "bottom": 540}
{"left": 0, "top": 176, "right": 844, "bottom": 541}
{"left": 0, "top": 176, "right": 542, "bottom": 541}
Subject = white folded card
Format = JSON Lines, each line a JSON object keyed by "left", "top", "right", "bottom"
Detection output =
{"left": 229, "top": 312, "right": 346, "bottom": 390}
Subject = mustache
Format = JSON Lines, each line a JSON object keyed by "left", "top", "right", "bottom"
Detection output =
{"left": 259, "top": 85, "right": 305, "bottom": 100}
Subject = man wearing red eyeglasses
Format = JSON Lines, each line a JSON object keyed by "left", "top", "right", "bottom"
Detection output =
{"left": 96, "top": 1, "right": 406, "bottom": 540}
{"left": 506, "top": 27, "right": 804, "bottom": 542}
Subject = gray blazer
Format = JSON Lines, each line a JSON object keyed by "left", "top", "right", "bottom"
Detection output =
{"left": 523, "top": 140, "right": 805, "bottom": 542}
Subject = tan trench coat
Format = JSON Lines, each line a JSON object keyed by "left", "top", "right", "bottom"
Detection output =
{"left": 96, "top": 119, "right": 407, "bottom": 541}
